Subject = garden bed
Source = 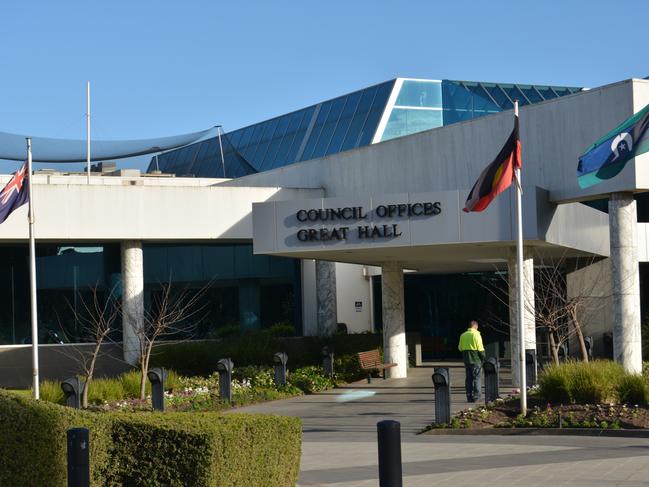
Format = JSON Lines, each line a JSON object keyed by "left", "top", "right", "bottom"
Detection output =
{"left": 423, "top": 396, "right": 649, "bottom": 433}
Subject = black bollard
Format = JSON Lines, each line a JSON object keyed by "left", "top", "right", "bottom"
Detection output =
{"left": 61, "top": 377, "right": 83, "bottom": 409}
{"left": 377, "top": 420, "right": 402, "bottom": 487}
{"left": 483, "top": 357, "right": 500, "bottom": 404}
{"left": 147, "top": 367, "right": 167, "bottom": 412}
{"left": 525, "top": 349, "right": 537, "bottom": 387}
{"left": 67, "top": 427, "right": 90, "bottom": 487}
{"left": 322, "top": 346, "right": 334, "bottom": 377}
{"left": 216, "top": 358, "right": 234, "bottom": 403}
{"left": 432, "top": 367, "right": 450, "bottom": 424}
{"left": 273, "top": 352, "right": 288, "bottom": 386}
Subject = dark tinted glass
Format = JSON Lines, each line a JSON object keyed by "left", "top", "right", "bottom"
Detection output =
{"left": 357, "top": 81, "right": 393, "bottom": 146}
{"left": 286, "top": 106, "right": 315, "bottom": 164}
{"left": 326, "top": 91, "right": 361, "bottom": 155}
{"left": 484, "top": 84, "right": 513, "bottom": 109}
{"left": 535, "top": 86, "right": 558, "bottom": 100}
{"left": 300, "top": 102, "right": 332, "bottom": 161}
{"left": 273, "top": 110, "right": 305, "bottom": 168}
{"left": 310, "top": 97, "right": 346, "bottom": 159}
{"left": 519, "top": 85, "right": 543, "bottom": 103}
{"left": 340, "top": 87, "right": 377, "bottom": 151}
{"left": 502, "top": 85, "right": 529, "bottom": 106}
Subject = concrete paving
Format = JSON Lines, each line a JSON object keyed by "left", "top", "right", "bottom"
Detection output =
{"left": 233, "top": 363, "right": 649, "bottom": 486}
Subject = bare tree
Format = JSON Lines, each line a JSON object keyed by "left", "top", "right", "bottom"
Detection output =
{"left": 479, "top": 253, "right": 610, "bottom": 365}
{"left": 60, "top": 285, "right": 121, "bottom": 408}
{"left": 136, "top": 282, "right": 209, "bottom": 399}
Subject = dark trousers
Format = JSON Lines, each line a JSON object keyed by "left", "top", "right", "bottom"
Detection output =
{"left": 464, "top": 364, "right": 481, "bottom": 402}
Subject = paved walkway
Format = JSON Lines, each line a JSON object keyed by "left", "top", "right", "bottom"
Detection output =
{"left": 234, "top": 363, "right": 649, "bottom": 486}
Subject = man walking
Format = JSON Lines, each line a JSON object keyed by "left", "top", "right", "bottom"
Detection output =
{"left": 458, "top": 320, "right": 485, "bottom": 402}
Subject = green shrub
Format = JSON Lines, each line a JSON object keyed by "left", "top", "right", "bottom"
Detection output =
{"left": 0, "top": 391, "right": 302, "bottom": 487}
{"left": 39, "top": 379, "right": 66, "bottom": 404}
{"left": 264, "top": 322, "right": 296, "bottom": 337}
{"left": 0, "top": 390, "right": 114, "bottom": 486}
{"left": 616, "top": 374, "right": 648, "bottom": 405}
{"left": 539, "top": 360, "right": 626, "bottom": 404}
{"left": 289, "top": 366, "right": 336, "bottom": 394}
{"left": 111, "top": 412, "right": 301, "bottom": 487}
{"left": 150, "top": 332, "right": 382, "bottom": 376}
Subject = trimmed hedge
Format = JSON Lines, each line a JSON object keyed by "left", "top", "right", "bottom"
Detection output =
{"left": 0, "top": 391, "right": 113, "bottom": 486}
{"left": 0, "top": 391, "right": 301, "bottom": 486}
{"left": 150, "top": 332, "right": 382, "bottom": 377}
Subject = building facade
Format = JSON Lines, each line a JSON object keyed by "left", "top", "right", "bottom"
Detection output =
{"left": 1, "top": 76, "right": 648, "bottom": 386}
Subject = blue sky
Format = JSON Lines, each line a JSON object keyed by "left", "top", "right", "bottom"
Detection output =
{"left": 1, "top": 0, "right": 647, "bottom": 171}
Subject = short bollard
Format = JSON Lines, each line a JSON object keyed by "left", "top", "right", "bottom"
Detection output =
{"left": 377, "top": 420, "right": 402, "bottom": 487}
{"left": 148, "top": 367, "right": 167, "bottom": 412}
{"left": 483, "top": 357, "right": 499, "bottom": 404}
{"left": 61, "top": 377, "right": 83, "bottom": 409}
{"left": 525, "top": 349, "right": 537, "bottom": 387}
{"left": 67, "top": 427, "right": 90, "bottom": 487}
{"left": 432, "top": 367, "right": 450, "bottom": 424}
{"left": 217, "top": 358, "right": 234, "bottom": 403}
{"left": 322, "top": 346, "right": 334, "bottom": 377}
{"left": 273, "top": 352, "right": 288, "bottom": 386}
{"left": 558, "top": 343, "right": 568, "bottom": 361}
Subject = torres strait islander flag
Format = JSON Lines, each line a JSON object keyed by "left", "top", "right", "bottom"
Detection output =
{"left": 577, "top": 103, "right": 649, "bottom": 189}
{"left": 463, "top": 116, "right": 522, "bottom": 212}
{"left": 0, "top": 162, "right": 29, "bottom": 224}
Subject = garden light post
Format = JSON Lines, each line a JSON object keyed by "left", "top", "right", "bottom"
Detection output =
{"left": 273, "top": 352, "right": 288, "bottom": 386}
{"left": 217, "top": 358, "right": 234, "bottom": 403}
{"left": 432, "top": 367, "right": 450, "bottom": 425}
{"left": 483, "top": 357, "right": 500, "bottom": 404}
{"left": 61, "top": 377, "right": 83, "bottom": 409}
{"left": 322, "top": 346, "right": 334, "bottom": 377}
{"left": 148, "top": 367, "right": 167, "bottom": 412}
{"left": 67, "top": 427, "right": 90, "bottom": 487}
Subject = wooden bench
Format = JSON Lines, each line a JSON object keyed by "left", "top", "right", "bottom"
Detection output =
{"left": 357, "top": 349, "right": 397, "bottom": 383}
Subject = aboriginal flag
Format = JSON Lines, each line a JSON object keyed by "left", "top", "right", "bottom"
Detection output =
{"left": 463, "top": 116, "right": 521, "bottom": 212}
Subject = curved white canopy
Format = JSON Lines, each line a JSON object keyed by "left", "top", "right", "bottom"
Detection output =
{"left": 0, "top": 128, "right": 213, "bottom": 162}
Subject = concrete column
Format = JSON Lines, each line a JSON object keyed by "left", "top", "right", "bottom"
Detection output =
{"left": 121, "top": 241, "right": 144, "bottom": 365}
{"left": 508, "top": 249, "right": 535, "bottom": 388}
{"left": 381, "top": 262, "right": 407, "bottom": 378}
{"left": 609, "top": 193, "right": 642, "bottom": 373}
{"left": 316, "top": 260, "right": 337, "bottom": 335}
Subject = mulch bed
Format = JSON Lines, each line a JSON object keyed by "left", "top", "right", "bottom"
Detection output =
{"left": 423, "top": 396, "right": 649, "bottom": 432}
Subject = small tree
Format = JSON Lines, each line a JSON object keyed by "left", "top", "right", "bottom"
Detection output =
{"left": 136, "top": 282, "right": 208, "bottom": 400}
{"left": 480, "top": 253, "right": 609, "bottom": 365}
{"left": 62, "top": 285, "right": 120, "bottom": 408}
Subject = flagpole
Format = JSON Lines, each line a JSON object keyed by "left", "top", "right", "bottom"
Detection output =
{"left": 26, "top": 137, "right": 40, "bottom": 400}
{"left": 514, "top": 100, "right": 527, "bottom": 416}
{"left": 86, "top": 81, "right": 91, "bottom": 184}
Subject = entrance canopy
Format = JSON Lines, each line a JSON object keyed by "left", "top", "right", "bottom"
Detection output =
{"left": 0, "top": 128, "right": 212, "bottom": 162}
{"left": 252, "top": 187, "right": 610, "bottom": 273}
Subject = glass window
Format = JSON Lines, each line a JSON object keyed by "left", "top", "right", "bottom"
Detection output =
{"left": 249, "top": 119, "right": 279, "bottom": 166}
{"left": 501, "top": 85, "right": 529, "bottom": 106}
{"left": 236, "top": 125, "right": 255, "bottom": 151}
{"left": 381, "top": 108, "right": 442, "bottom": 141}
{"left": 519, "top": 85, "right": 543, "bottom": 104}
{"left": 358, "top": 81, "right": 394, "bottom": 146}
{"left": 395, "top": 80, "right": 442, "bottom": 108}
{"left": 286, "top": 106, "right": 315, "bottom": 164}
{"left": 326, "top": 91, "right": 362, "bottom": 155}
{"left": 535, "top": 86, "right": 557, "bottom": 100}
{"left": 259, "top": 115, "right": 289, "bottom": 170}
{"left": 340, "top": 86, "right": 377, "bottom": 151}
{"left": 273, "top": 110, "right": 305, "bottom": 168}
{"left": 483, "top": 84, "right": 513, "bottom": 109}
{"left": 226, "top": 129, "right": 244, "bottom": 148}
{"left": 300, "top": 102, "right": 332, "bottom": 161}
{"left": 310, "top": 97, "right": 346, "bottom": 159}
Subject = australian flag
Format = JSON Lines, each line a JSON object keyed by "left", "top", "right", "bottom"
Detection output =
{"left": 0, "top": 163, "right": 29, "bottom": 224}
{"left": 577, "top": 103, "right": 649, "bottom": 188}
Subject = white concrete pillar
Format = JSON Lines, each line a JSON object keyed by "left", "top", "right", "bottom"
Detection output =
{"left": 316, "top": 260, "right": 337, "bottom": 335}
{"left": 508, "top": 249, "right": 535, "bottom": 388}
{"left": 381, "top": 262, "right": 407, "bottom": 378}
{"left": 609, "top": 193, "right": 642, "bottom": 373}
{"left": 121, "top": 241, "right": 144, "bottom": 365}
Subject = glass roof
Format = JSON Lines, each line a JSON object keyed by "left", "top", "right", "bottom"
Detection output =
{"left": 150, "top": 78, "right": 582, "bottom": 178}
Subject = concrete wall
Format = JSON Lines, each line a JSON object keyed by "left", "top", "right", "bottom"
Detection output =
{"left": 566, "top": 259, "right": 613, "bottom": 358}
{"left": 301, "top": 259, "right": 318, "bottom": 335}
{"left": 335, "top": 263, "right": 372, "bottom": 333}
{"left": 0, "top": 175, "right": 322, "bottom": 241}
